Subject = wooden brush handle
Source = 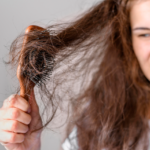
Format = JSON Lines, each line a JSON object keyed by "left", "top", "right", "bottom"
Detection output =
{"left": 17, "top": 25, "right": 47, "bottom": 101}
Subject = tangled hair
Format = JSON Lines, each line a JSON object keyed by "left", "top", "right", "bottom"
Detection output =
{"left": 4, "top": 0, "right": 150, "bottom": 149}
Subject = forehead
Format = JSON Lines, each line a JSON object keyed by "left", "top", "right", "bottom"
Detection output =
{"left": 130, "top": 0, "right": 150, "bottom": 26}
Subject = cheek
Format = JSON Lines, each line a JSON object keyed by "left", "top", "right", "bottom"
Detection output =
{"left": 132, "top": 38, "right": 150, "bottom": 63}
{"left": 132, "top": 37, "right": 150, "bottom": 80}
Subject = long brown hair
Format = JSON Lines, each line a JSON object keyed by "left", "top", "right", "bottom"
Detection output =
{"left": 4, "top": 0, "right": 150, "bottom": 149}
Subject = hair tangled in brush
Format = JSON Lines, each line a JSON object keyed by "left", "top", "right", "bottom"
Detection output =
{"left": 4, "top": 0, "right": 150, "bottom": 149}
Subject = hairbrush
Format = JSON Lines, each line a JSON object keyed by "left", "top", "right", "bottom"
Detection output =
{"left": 17, "top": 25, "right": 55, "bottom": 101}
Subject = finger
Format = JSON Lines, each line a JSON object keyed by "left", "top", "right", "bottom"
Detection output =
{"left": 0, "top": 120, "right": 29, "bottom": 133}
{"left": 0, "top": 141, "right": 10, "bottom": 146}
{"left": 0, "top": 108, "right": 32, "bottom": 125}
{"left": 0, "top": 130, "right": 25, "bottom": 143}
{"left": 2, "top": 94, "right": 31, "bottom": 113}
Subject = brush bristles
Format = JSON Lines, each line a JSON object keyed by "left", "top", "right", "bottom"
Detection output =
{"left": 23, "top": 50, "right": 55, "bottom": 87}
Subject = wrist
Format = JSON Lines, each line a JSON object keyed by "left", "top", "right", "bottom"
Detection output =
{"left": 31, "top": 139, "right": 41, "bottom": 150}
{"left": 30, "top": 130, "right": 43, "bottom": 150}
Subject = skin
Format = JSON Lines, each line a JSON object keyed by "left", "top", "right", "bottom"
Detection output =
{"left": 0, "top": 90, "right": 43, "bottom": 150}
{"left": 130, "top": 0, "right": 150, "bottom": 81}
{"left": 0, "top": 1, "right": 150, "bottom": 150}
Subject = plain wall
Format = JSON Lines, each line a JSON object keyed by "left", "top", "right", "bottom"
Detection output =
{"left": 0, "top": 0, "right": 100, "bottom": 149}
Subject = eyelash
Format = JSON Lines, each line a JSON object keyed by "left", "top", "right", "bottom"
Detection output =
{"left": 139, "top": 34, "right": 150, "bottom": 37}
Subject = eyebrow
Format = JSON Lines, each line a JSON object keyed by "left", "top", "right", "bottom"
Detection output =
{"left": 133, "top": 27, "right": 150, "bottom": 31}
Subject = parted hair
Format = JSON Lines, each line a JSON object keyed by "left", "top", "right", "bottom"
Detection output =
{"left": 5, "top": 0, "right": 150, "bottom": 149}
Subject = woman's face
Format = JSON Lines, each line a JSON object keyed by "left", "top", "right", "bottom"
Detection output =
{"left": 130, "top": 0, "right": 150, "bottom": 80}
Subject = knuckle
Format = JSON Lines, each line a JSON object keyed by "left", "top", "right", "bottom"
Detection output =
{"left": 9, "top": 94, "right": 17, "bottom": 101}
{"left": 8, "top": 133, "right": 25, "bottom": 143}
{"left": 8, "top": 133, "right": 16, "bottom": 143}
{"left": 27, "top": 115, "right": 32, "bottom": 124}
{"left": 11, "top": 121, "right": 18, "bottom": 131}
{"left": 25, "top": 126, "right": 29, "bottom": 132}
{"left": 7, "top": 95, "right": 17, "bottom": 106}
{"left": 24, "top": 102, "right": 30, "bottom": 112}
{"left": 10, "top": 109, "right": 20, "bottom": 119}
{"left": 20, "top": 134, "right": 25, "bottom": 142}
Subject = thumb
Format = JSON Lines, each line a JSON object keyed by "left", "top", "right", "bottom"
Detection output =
{"left": 28, "top": 89, "right": 43, "bottom": 132}
{"left": 28, "top": 89, "right": 39, "bottom": 114}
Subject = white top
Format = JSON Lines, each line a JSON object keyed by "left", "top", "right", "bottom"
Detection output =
{"left": 62, "top": 127, "right": 106, "bottom": 150}
{"left": 62, "top": 124, "right": 150, "bottom": 150}
{"left": 62, "top": 127, "right": 78, "bottom": 150}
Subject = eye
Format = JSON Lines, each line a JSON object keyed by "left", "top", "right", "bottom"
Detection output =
{"left": 139, "top": 34, "right": 150, "bottom": 37}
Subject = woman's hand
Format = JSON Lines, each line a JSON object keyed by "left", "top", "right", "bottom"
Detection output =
{"left": 0, "top": 89, "right": 43, "bottom": 150}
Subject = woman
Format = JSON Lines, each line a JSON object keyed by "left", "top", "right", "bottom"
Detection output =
{"left": 0, "top": 0, "right": 150, "bottom": 149}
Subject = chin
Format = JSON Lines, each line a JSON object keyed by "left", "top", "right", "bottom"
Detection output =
{"left": 144, "top": 75, "right": 150, "bottom": 82}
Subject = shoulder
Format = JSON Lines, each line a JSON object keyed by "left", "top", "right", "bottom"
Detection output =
{"left": 61, "top": 126, "right": 78, "bottom": 150}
